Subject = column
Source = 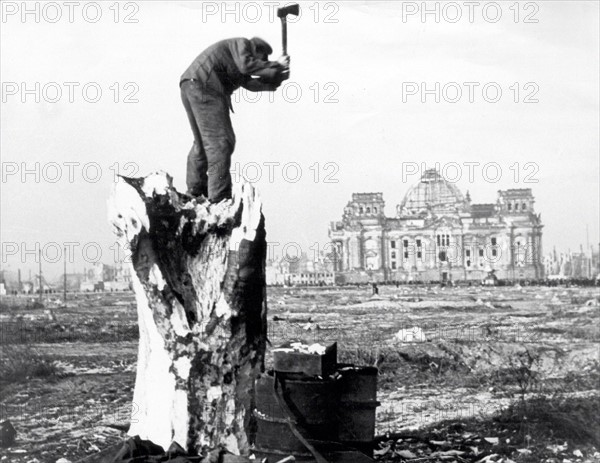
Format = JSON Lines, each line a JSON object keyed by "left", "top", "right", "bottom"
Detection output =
{"left": 380, "top": 229, "right": 387, "bottom": 280}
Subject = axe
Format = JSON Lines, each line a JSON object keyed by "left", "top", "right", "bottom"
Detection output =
{"left": 277, "top": 3, "right": 299, "bottom": 56}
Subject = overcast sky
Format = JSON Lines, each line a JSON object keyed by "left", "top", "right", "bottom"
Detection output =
{"left": 1, "top": 1, "right": 599, "bottom": 279}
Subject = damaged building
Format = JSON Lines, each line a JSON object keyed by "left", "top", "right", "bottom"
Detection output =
{"left": 329, "top": 169, "right": 544, "bottom": 283}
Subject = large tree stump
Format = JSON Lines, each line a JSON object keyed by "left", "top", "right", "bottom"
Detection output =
{"left": 108, "top": 172, "right": 267, "bottom": 457}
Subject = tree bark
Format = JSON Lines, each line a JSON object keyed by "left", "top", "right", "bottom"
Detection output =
{"left": 109, "top": 172, "right": 267, "bottom": 457}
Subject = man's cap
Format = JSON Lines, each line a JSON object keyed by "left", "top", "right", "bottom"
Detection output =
{"left": 250, "top": 37, "right": 273, "bottom": 55}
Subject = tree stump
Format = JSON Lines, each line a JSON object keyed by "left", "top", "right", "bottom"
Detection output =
{"left": 109, "top": 172, "right": 267, "bottom": 457}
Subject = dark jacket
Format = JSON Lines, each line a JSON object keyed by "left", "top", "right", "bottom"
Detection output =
{"left": 180, "top": 38, "right": 283, "bottom": 96}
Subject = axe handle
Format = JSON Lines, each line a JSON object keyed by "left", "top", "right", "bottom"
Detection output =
{"left": 280, "top": 17, "right": 287, "bottom": 55}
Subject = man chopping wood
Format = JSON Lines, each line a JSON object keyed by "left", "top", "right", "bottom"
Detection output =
{"left": 180, "top": 37, "right": 290, "bottom": 203}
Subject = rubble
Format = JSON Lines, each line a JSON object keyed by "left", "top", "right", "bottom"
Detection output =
{"left": 393, "top": 327, "right": 427, "bottom": 343}
{"left": 0, "top": 421, "right": 16, "bottom": 448}
{"left": 1, "top": 284, "right": 599, "bottom": 462}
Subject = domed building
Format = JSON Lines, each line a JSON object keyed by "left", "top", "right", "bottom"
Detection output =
{"left": 398, "top": 169, "right": 467, "bottom": 216}
{"left": 329, "top": 169, "right": 544, "bottom": 283}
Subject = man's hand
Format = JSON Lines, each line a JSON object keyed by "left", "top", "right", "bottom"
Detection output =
{"left": 277, "top": 54, "right": 290, "bottom": 69}
{"left": 277, "top": 55, "right": 290, "bottom": 81}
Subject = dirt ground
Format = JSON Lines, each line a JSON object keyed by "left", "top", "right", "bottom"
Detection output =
{"left": 1, "top": 285, "right": 599, "bottom": 462}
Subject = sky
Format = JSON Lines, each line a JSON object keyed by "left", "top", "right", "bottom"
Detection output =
{"left": 1, "top": 0, "right": 599, "bottom": 280}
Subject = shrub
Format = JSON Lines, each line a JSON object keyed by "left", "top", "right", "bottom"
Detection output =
{"left": 0, "top": 344, "right": 61, "bottom": 385}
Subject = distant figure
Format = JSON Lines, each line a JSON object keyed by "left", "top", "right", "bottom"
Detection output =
{"left": 180, "top": 37, "right": 290, "bottom": 202}
{"left": 372, "top": 282, "right": 379, "bottom": 295}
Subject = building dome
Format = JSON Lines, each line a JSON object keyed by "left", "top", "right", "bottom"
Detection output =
{"left": 399, "top": 169, "right": 466, "bottom": 215}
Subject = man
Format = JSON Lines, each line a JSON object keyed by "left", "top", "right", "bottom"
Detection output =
{"left": 180, "top": 37, "right": 290, "bottom": 203}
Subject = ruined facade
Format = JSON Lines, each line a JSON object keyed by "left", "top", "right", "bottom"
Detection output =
{"left": 80, "top": 262, "right": 132, "bottom": 291}
{"left": 329, "top": 170, "right": 544, "bottom": 283}
{"left": 544, "top": 246, "right": 599, "bottom": 280}
{"left": 266, "top": 253, "right": 335, "bottom": 286}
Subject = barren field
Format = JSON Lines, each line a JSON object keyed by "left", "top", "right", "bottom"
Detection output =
{"left": 1, "top": 285, "right": 599, "bottom": 463}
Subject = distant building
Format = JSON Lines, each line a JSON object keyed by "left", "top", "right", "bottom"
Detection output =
{"left": 27, "top": 279, "right": 52, "bottom": 294}
{"left": 329, "top": 169, "right": 544, "bottom": 283}
{"left": 80, "top": 262, "right": 132, "bottom": 291}
{"left": 266, "top": 253, "right": 335, "bottom": 286}
{"left": 21, "top": 282, "right": 33, "bottom": 294}
{"left": 266, "top": 258, "right": 289, "bottom": 286}
{"left": 0, "top": 270, "right": 27, "bottom": 293}
{"left": 283, "top": 272, "right": 335, "bottom": 286}
{"left": 544, "top": 246, "right": 599, "bottom": 280}
{"left": 61, "top": 273, "right": 86, "bottom": 291}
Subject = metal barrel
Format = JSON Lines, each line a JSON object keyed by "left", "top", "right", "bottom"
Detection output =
{"left": 337, "top": 366, "right": 379, "bottom": 444}
{"left": 254, "top": 372, "right": 339, "bottom": 454}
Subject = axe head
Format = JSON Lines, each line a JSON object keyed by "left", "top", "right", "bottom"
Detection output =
{"left": 277, "top": 3, "right": 299, "bottom": 18}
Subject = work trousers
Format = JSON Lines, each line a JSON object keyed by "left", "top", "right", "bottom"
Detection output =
{"left": 180, "top": 80, "right": 235, "bottom": 203}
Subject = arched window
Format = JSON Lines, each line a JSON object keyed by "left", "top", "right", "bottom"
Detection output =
{"left": 359, "top": 207, "right": 363, "bottom": 214}
{"left": 514, "top": 237, "right": 527, "bottom": 267}
{"left": 366, "top": 207, "right": 371, "bottom": 213}
{"left": 522, "top": 203, "right": 527, "bottom": 210}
